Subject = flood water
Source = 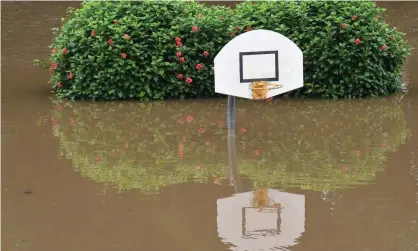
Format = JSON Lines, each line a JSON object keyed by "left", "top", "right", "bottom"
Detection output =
{"left": 2, "top": 2, "right": 418, "bottom": 251}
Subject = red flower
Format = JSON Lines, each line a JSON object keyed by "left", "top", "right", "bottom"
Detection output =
{"left": 187, "top": 115, "right": 194, "bottom": 122}
{"left": 176, "top": 51, "right": 182, "bottom": 57}
{"left": 52, "top": 62, "right": 58, "bottom": 69}
{"left": 185, "top": 77, "right": 193, "bottom": 84}
{"left": 236, "top": 27, "right": 241, "bottom": 31}
{"left": 176, "top": 42, "right": 182, "bottom": 47}
{"left": 68, "top": 72, "right": 73, "bottom": 80}
{"left": 108, "top": 39, "right": 113, "bottom": 46}
{"left": 341, "top": 23, "right": 347, "bottom": 29}
{"left": 123, "top": 34, "right": 130, "bottom": 39}
{"left": 62, "top": 48, "right": 68, "bottom": 55}
{"left": 57, "top": 82, "right": 63, "bottom": 88}
{"left": 91, "top": 30, "right": 96, "bottom": 37}
{"left": 240, "top": 128, "right": 247, "bottom": 133}
{"left": 177, "top": 74, "right": 184, "bottom": 80}
{"left": 203, "top": 51, "right": 209, "bottom": 57}
{"left": 342, "top": 166, "right": 348, "bottom": 172}
{"left": 229, "top": 32, "right": 235, "bottom": 37}
{"left": 352, "top": 15, "right": 357, "bottom": 21}
{"left": 121, "top": 53, "right": 127, "bottom": 59}
{"left": 113, "top": 20, "right": 119, "bottom": 25}
{"left": 179, "top": 57, "right": 185, "bottom": 64}
{"left": 197, "top": 128, "right": 204, "bottom": 134}
{"left": 246, "top": 27, "right": 253, "bottom": 32}
{"left": 355, "top": 38, "right": 360, "bottom": 45}
{"left": 196, "top": 63, "right": 203, "bottom": 70}
{"left": 175, "top": 37, "right": 181, "bottom": 42}
{"left": 192, "top": 26, "right": 198, "bottom": 32}
{"left": 381, "top": 44, "right": 387, "bottom": 51}
{"left": 51, "top": 48, "right": 56, "bottom": 54}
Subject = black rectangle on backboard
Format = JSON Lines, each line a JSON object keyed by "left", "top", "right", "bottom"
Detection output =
{"left": 239, "top": 50, "right": 279, "bottom": 83}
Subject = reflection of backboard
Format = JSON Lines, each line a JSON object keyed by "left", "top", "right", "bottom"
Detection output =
{"left": 217, "top": 189, "right": 305, "bottom": 251}
{"left": 214, "top": 29, "right": 303, "bottom": 100}
{"left": 242, "top": 207, "right": 281, "bottom": 238}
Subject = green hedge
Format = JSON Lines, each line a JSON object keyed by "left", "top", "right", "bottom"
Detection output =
{"left": 36, "top": 0, "right": 411, "bottom": 100}
{"left": 37, "top": 95, "right": 410, "bottom": 194}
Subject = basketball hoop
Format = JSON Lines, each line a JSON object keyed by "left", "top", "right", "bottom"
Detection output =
{"left": 250, "top": 81, "right": 282, "bottom": 100}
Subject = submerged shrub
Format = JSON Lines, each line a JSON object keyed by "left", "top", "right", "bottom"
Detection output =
{"left": 160, "top": 3, "right": 234, "bottom": 99}
{"left": 37, "top": 0, "right": 411, "bottom": 100}
{"left": 231, "top": 1, "right": 412, "bottom": 98}
{"left": 45, "top": 0, "right": 205, "bottom": 101}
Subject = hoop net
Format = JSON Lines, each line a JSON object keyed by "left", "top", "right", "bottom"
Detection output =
{"left": 249, "top": 81, "right": 282, "bottom": 100}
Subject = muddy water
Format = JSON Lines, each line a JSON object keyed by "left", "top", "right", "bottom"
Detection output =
{"left": 2, "top": 2, "right": 418, "bottom": 251}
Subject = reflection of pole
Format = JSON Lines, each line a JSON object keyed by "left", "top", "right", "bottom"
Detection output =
{"left": 227, "top": 106, "right": 243, "bottom": 193}
{"left": 227, "top": 95, "right": 235, "bottom": 130}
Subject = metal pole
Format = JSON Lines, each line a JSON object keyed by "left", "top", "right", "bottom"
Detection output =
{"left": 227, "top": 95, "right": 235, "bottom": 130}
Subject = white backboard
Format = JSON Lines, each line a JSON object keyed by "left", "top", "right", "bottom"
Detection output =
{"left": 217, "top": 189, "right": 305, "bottom": 251}
{"left": 214, "top": 29, "right": 304, "bottom": 99}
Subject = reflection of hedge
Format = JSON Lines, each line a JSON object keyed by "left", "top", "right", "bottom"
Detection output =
{"left": 44, "top": 95, "right": 410, "bottom": 194}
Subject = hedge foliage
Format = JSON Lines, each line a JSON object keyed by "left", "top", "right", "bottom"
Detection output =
{"left": 37, "top": 95, "right": 410, "bottom": 194}
{"left": 36, "top": 0, "right": 411, "bottom": 100}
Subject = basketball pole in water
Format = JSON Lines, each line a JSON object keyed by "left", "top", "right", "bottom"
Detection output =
{"left": 227, "top": 95, "right": 241, "bottom": 191}
{"left": 214, "top": 29, "right": 304, "bottom": 192}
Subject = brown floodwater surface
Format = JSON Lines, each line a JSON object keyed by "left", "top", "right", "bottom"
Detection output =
{"left": 2, "top": 2, "right": 418, "bottom": 251}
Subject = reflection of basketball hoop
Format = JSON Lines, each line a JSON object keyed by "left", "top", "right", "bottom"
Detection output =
{"left": 250, "top": 81, "right": 282, "bottom": 100}
{"left": 257, "top": 206, "right": 282, "bottom": 213}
